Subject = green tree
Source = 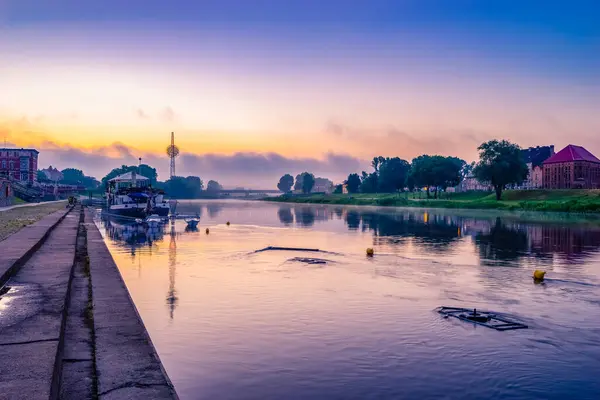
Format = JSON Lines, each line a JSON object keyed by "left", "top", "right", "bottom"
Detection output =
{"left": 206, "top": 180, "right": 222, "bottom": 193}
{"left": 101, "top": 164, "right": 158, "bottom": 187}
{"left": 345, "top": 173, "right": 361, "bottom": 194}
{"left": 409, "top": 155, "right": 464, "bottom": 198}
{"left": 409, "top": 155, "right": 436, "bottom": 198}
{"left": 333, "top": 184, "right": 343, "bottom": 194}
{"left": 378, "top": 157, "right": 411, "bottom": 192}
{"left": 371, "top": 156, "right": 385, "bottom": 173}
{"left": 294, "top": 172, "right": 315, "bottom": 194}
{"left": 277, "top": 174, "right": 294, "bottom": 193}
{"left": 164, "top": 176, "right": 204, "bottom": 198}
{"left": 359, "top": 171, "right": 378, "bottom": 193}
{"left": 37, "top": 170, "right": 49, "bottom": 183}
{"left": 473, "top": 139, "right": 529, "bottom": 200}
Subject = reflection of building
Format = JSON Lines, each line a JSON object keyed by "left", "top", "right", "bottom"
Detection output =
{"left": 543, "top": 145, "right": 600, "bottom": 189}
{"left": 0, "top": 148, "right": 39, "bottom": 183}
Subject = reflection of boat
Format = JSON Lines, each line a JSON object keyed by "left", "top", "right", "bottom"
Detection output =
{"left": 146, "top": 214, "right": 164, "bottom": 226}
{"left": 436, "top": 307, "right": 528, "bottom": 331}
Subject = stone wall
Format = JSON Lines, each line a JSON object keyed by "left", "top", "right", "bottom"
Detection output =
{"left": 0, "top": 179, "right": 14, "bottom": 207}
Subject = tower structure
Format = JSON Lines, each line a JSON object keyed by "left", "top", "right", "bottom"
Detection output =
{"left": 166, "top": 132, "right": 180, "bottom": 179}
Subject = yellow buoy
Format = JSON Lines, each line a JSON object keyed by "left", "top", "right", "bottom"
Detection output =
{"left": 533, "top": 270, "right": 546, "bottom": 281}
{"left": 226, "top": 221, "right": 231, "bottom": 226}
{"left": 205, "top": 228, "right": 210, "bottom": 234}
{"left": 366, "top": 248, "right": 374, "bottom": 257}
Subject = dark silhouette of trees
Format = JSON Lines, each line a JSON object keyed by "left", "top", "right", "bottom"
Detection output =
{"left": 277, "top": 174, "right": 294, "bottom": 193}
{"left": 345, "top": 173, "right": 361, "bottom": 193}
{"left": 409, "top": 155, "right": 465, "bottom": 198}
{"left": 60, "top": 168, "right": 100, "bottom": 188}
{"left": 333, "top": 184, "right": 343, "bottom": 194}
{"left": 473, "top": 140, "right": 528, "bottom": 200}
{"left": 295, "top": 172, "right": 315, "bottom": 194}
{"left": 101, "top": 164, "right": 158, "bottom": 187}
{"left": 360, "top": 171, "right": 378, "bottom": 193}
{"left": 378, "top": 157, "right": 411, "bottom": 192}
{"left": 206, "top": 180, "right": 222, "bottom": 193}
{"left": 165, "top": 176, "right": 204, "bottom": 198}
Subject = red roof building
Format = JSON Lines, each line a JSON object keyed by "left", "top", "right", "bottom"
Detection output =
{"left": 543, "top": 145, "right": 600, "bottom": 189}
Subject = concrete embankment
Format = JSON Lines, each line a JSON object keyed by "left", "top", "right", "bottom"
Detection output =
{"left": 0, "top": 206, "right": 177, "bottom": 400}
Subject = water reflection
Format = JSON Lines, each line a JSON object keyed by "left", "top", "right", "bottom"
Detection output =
{"left": 97, "top": 201, "right": 600, "bottom": 399}
{"left": 277, "top": 206, "right": 294, "bottom": 225}
{"left": 167, "top": 222, "right": 178, "bottom": 320}
{"left": 103, "top": 203, "right": 600, "bottom": 268}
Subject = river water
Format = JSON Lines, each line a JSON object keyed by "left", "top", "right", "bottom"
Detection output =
{"left": 95, "top": 200, "right": 600, "bottom": 400}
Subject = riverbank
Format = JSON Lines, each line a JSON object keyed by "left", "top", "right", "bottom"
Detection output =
{"left": 0, "top": 201, "right": 67, "bottom": 241}
{"left": 0, "top": 206, "right": 177, "bottom": 399}
{"left": 266, "top": 190, "right": 600, "bottom": 213}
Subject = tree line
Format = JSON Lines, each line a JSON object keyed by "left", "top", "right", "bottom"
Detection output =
{"left": 277, "top": 140, "right": 529, "bottom": 200}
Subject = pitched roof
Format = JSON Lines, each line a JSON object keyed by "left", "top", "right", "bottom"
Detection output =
{"left": 543, "top": 145, "right": 600, "bottom": 164}
{"left": 109, "top": 172, "right": 150, "bottom": 182}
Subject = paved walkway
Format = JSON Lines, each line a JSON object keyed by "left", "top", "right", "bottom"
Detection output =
{"left": 0, "top": 210, "right": 78, "bottom": 399}
{"left": 0, "top": 200, "right": 65, "bottom": 213}
{"left": 86, "top": 210, "right": 177, "bottom": 399}
{"left": 0, "top": 207, "right": 177, "bottom": 400}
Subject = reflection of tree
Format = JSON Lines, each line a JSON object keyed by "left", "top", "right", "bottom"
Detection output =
{"left": 294, "top": 207, "right": 316, "bottom": 227}
{"left": 333, "top": 208, "right": 344, "bottom": 219}
{"left": 343, "top": 210, "right": 461, "bottom": 251}
{"left": 475, "top": 218, "right": 528, "bottom": 265}
{"left": 206, "top": 203, "right": 223, "bottom": 218}
{"left": 345, "top": 210, "right": 361, "bottom": 230}
{"left": 277, "top": 206, "right": 294, "bottom": 225}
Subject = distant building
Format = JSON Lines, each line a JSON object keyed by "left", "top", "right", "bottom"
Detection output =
{"left": 517, "top": 145, "right": 555, "bottom": 189}
{"left": 456, "top": 175, "right": 492, "bottom": 192}
{"left": 41, "top": 166, "right": 64, "bottom": 182}
{"left": 543, "top": 144, "right": 600, "bottom": 189}
{"left": 312, "top": 177, "right": 334, "bottom": 194}
{"left": 0, "top": 148, "right": 39, "bottom": 184}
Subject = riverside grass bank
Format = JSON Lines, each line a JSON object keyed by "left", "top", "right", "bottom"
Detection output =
{"left": 266, "top": 190, "right": 600, "bottom": 214}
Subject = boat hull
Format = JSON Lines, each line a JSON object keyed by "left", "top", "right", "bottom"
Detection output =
{"left": 151, "top": 206, "right": 170, "bottom": 217}
{"left": 108, "top": 205, "right": 147, "bottom": 219}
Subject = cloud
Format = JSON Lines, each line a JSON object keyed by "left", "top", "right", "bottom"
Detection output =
{"left": 136, "top": 108, "right": 150, "bottom": 120}
{"left": 161, "top": 106, "right": 176, "bottom": 123}
{"left": 324, "top": 121, "right": 489, "bottom": 162}
{"left": 180, "top": 151, "right": 366, "bottom": 187}
{"left": 33, "top": 141, "right": 365, "bottom": 187}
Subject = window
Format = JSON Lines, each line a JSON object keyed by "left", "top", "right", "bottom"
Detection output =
{"left": 21, "top": 171, "right": 28, "bottom": 181}
{"left": 1, "top": 160, "right": 5, "bottom": 169}
{"left": 20, "top": 156, "right": 29, "bottom": 171}
{"left": 9, "top": 161, "right": 14, "bottom": 170}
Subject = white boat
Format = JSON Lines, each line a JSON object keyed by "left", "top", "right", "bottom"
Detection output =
{"left": 184, "top": 216, "right": 200, "bottom": 228}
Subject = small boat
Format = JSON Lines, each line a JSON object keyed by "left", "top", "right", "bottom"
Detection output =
{"left": 184, "top": 216, "right": 200, "bottom": 228}
{"left": 436, "top": 306, "right": 528, "bottom": 331}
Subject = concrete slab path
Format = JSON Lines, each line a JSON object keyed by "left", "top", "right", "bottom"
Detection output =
{"left": 0, "top": 210, "right": 79, "bottom": 400}
{"left": 85, "top": 210, "right": 178, "bottom": 399}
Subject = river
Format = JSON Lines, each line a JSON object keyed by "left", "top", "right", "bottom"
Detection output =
{"left": 95, "top": 200, "right": 600, "bottom": 400}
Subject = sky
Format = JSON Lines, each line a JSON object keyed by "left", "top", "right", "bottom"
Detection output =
{"left": 1, "top": 0, "right": 599, "bottom": 187}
